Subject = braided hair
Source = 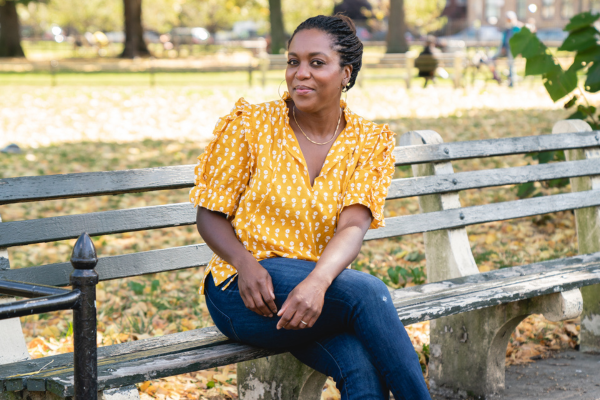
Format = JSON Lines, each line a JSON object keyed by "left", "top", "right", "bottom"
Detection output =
{"left": 288, "top": 14, "right": 363, "bottom": 92}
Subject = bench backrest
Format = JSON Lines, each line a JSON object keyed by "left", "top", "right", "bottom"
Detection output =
{"left": 1, "top": 125, "right": 599, "bottom": 287}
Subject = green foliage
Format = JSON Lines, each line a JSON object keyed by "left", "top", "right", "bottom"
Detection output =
{"left": 386, "top": 265, "right": 426, "bottom": 287}
{"left": 128, "top": 281, "right": 146, "bottom": 295}
{"left": 510, "top": 11, "right": 600, "bottom": 198}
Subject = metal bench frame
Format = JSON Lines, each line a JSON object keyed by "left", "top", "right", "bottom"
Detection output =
{"left": 0, "top": 119, "right": 599, "bottom": 399}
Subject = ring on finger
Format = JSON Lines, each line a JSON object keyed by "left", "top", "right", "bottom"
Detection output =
{"left": 300, "top": 320, "right": 308, "bottom": 326}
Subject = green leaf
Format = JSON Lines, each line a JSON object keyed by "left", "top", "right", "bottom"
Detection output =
{"left": 536, "top": 151, "right": 556, "bottom": 164}
{"left": 577, "top": 104, "right": 597, "bottom": 116}
{"left": 585, "top": 62, "right": 600, "bottom": 92}
{"left": 569, "top": 45, "right": 600, "bottom": 73}
{"left": 510, "top": 27, "right": 545, "bottom": 58}
{"left": 387, "top": 267, "right": 400, "bottom": 285}
{"left": 525, "top": 53, "right": 556, "bottom": 76}
{"left": 564, "top": 11, "right": 600, "bottom": 32}
{"left": 516, "top": 182, "right": 536, "bottom": 198}
{"left": 559, "top": 27, "right": 599, "bottom": 52}
{"left": 128, "top": 281, "right": 145, "bottom": 295}
{"left": 563, "top": 96, "right": 578, "bottom": 109}
{"left": 567, "top": 110, "right": 587, "bottom": 119}
{"left": 543, "top": 66, "right": 578, "bottom": 102}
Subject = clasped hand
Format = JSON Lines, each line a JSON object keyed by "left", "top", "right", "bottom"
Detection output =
{"left": 237, "top": 261, "right": 326, "bottom": 330}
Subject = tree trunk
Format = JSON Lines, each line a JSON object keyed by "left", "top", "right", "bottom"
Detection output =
{"left": 120, "top": 0, "right": 150, "bottom": 58}
{"left": 386, "top": 0, "right": 408, "bottom": 54}
{"left": 268, "top": 0, "right": 286, "bottom": 54}
{"left": 0, "top": 1, "right": 25, "bottom": 58}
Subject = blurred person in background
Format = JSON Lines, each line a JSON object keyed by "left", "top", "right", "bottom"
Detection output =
{"left": 488, "top": 11, "right": 522, "bottom": 87}
{"left": 415, "top": 35, "right": 440, "bottom": 87}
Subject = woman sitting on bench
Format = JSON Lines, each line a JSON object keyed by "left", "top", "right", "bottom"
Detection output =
{"left": 191, "top": 14, "right": 430, "bottom": 400}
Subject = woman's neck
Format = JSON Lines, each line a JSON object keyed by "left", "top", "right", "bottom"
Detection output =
{"left": 288, "top": 100, "right": 344, "bottom": 140}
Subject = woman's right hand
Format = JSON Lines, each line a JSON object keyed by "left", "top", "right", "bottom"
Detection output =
{"left": 236, "top": 259, "right": 278, "bottom": 317}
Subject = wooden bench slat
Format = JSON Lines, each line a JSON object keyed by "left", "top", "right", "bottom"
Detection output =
{"left": 1, "top": 132, "right": 598, "bottom": 205}
{"left": 392, "top": 131, "right": 599, "bottom": 165}
{"left": 7, "top": 252, "right": 596, "bottom": 397}
{"left": 2, "top": 188, "right": 599, "bottom": 249}
{"left": 46, "top": 343, "right": 279, "bottom": 397}
{"left": 0, "top": 166, "right": 195, "bottom": 206}
{"left": 388, "top": 158, "right": 600, "bottom": 199}
{"left": 0, "top": 244, "right": 212, "bottom": 287}
{"left": 366, "top": 189, "right": 600, "bottom": 241}
{"left": 0, "top": 327, "right": 228, "bottom": 392}
{"left": 0, "top": 203, "right": 195, "bottom": 247}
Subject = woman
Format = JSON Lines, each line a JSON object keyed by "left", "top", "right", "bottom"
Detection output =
{"left": 190, "top": 15, "right": 430, "bottom": 400}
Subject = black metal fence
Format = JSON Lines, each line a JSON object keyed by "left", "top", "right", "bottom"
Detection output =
{"left": 0, "top": 233, "right": 99, "bottom": 400}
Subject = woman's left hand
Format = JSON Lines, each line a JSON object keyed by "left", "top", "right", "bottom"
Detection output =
{"left": 276, "top": 277, "right": 328, "bottom": 330}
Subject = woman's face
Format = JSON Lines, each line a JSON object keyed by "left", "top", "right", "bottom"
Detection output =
{"left": 286, "top": 29, "right": 352, "bottom": 113}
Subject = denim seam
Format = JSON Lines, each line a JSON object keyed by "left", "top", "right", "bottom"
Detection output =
{"left": 205, "top": 293, "right": 243, "bottom": 342}
{"left": 315, "top": 340, "right": 350, "bottom": 400}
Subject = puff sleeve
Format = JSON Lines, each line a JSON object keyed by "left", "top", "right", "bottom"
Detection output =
{"left": 342, "top": 125, "right": 396, "bottom": 229}
{"left": 189, "top": 99, "right": 252, "bottom": 218}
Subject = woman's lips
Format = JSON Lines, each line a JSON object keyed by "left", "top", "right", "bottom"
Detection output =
{"left": 295, "top": 87, "right": 314, "bottom": 95}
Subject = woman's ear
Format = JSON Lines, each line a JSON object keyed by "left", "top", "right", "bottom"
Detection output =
{"left": 344, "top": 65, "right": 353, "bottom": 81}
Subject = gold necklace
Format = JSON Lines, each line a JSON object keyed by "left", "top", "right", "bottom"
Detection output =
{"left": 293, "top": 105, "right": 342, "bottom": 146}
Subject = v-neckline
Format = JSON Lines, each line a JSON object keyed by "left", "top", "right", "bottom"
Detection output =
{"left": 284, "top": 101, "right": 347, "bottom": 190}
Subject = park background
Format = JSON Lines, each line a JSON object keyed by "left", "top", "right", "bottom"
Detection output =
{"left": 1, "top": 0, "right": 600, "bottom": 399}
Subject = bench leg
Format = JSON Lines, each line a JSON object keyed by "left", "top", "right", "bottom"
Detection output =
{"left": 400, "top": 130, "right": 585, "bottom": 398}
{"left": 237, "top": 353, "right": 327, "bottom": 400}
{"left": 429, "top": 290, "right": 583, "bottom": 398}
{"left": 554, "top": 120, "right": 600, "bottom": 353}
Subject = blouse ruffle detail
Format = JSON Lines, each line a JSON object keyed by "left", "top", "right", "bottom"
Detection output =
{"left": 342, "top": 124, "right": 396, "bottom": 229}
{"left": 189, "top": 97, "right": 253, "bottom": 218}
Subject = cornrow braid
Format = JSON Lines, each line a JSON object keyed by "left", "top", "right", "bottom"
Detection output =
{"left": 288, "top": 14, "right": 363, "bottom": 92}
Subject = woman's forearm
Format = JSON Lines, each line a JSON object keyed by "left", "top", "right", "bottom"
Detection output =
{"left": 196, "top": 207, "right": 255, "bottom": 270}
{"left": 307, "top": 204, "right": 373, "bottom": 288}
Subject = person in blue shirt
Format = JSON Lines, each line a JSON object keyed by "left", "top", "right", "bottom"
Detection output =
{"left": 489, "top": 11, "right": 522, "bottom": 86}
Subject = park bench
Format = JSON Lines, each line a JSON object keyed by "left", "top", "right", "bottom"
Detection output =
{"left": 0, "top": 119, "right": 599, "bottom": 399}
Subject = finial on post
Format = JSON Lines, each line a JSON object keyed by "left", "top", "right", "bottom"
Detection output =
{"left": 70, "top": 233, "right": 98, "bottom": 270}
{"left": 70, "top": 232, "right": 99, "bottom": 400}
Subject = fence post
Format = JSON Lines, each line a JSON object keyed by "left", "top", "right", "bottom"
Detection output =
{"left": 70, "top": 233, "right": 99, "bottom": 400}
{"left": 259, "top": 52, "right": 268, "bottom": 88}
{"left": 50, "top": 60, "right": 58, "bottom": 87}
{"left": 453, "top": 52, "right": 464, "bottom": 89}
{"left": 405, "top": 52, "right": 415, "bottom": 89}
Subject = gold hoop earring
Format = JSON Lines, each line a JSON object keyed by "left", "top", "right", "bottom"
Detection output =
{"left": 278, "top": 79, "right": 287, "bottom": 101}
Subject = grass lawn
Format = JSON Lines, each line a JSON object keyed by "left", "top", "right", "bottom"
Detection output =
{"left": 0, "top": 84, "right": 585, "bottom": 399}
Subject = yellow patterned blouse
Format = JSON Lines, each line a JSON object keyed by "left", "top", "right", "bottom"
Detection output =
{"left": 190, "top": 92, "right": 396, "bottom": 294}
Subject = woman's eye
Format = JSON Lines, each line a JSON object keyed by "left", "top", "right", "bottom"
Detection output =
{"left": 287, "top": 60, "right": 298, "bottom": 65}
{"left": 311, "top": 60, "right": 324, "bottom": 66}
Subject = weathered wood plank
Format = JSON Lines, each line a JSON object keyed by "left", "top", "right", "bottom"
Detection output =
{"left": 0, "top": 244, "right": 213, "bottom": 287}
{"left": 1, "top": 132, "right": 599, "bottom": 205}
{"left": 392, "top": 131, "right": 600, "bottom": 165}
{"left": 387, "top": 158, "right": 600, "bottom": 199}
{"left": 3, "top": 183, "right": 600, "bottom": 248}
{"left": 46, "top": 343, "right": 281, "bottom": 397}
{"left": 365, "top": 190, "right": 600, "bottom": 241}
{"left": 0, "top": 203, "right": 196, "bottom": 247}
{"left": 0, "top": 326, "right": 227, "bottom": 390}
{"left": 38, "top": 254, "right": 600, "bottom": 397}
{"left": 0, "top": 165, "right": 196, "bottom": 205}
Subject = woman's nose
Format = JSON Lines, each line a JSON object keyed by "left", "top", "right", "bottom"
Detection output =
{"left": 296, "top": 62, "right": 310, "bottom": 80}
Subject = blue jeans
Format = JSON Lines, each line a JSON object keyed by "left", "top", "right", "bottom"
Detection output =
{"left": 204, "top": 257, "right": 431, "bottom": 400}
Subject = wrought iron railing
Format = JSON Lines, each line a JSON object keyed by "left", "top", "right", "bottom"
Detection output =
{"left": 0, "top": 233, "right": 99, "bottom": 400}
